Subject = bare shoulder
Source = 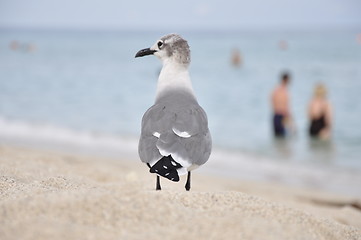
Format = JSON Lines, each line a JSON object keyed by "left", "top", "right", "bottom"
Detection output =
{"left": 272, "top": 86, "right": 281, "bottom": 97}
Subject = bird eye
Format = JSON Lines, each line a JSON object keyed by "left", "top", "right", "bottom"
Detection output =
{"left": 157, "top": 41, "right": 163, "bottom": 48}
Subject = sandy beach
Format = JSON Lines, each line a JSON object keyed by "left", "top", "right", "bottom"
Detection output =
{"left": 0, "top": 145, "right": 360, "bottom": 240}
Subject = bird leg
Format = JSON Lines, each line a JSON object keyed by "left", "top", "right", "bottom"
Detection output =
{"left": 148, "top": 163, "right": 161, "bottom": 190}
{"left": 156, "top": 175, "right": 161, "bottom": 190}
{"left": 185, "top": 171, "right": 191, "bottom": 191}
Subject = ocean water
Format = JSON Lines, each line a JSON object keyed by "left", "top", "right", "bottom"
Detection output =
{"left": 1, "top": 29, "right": 361, "bottom": 195}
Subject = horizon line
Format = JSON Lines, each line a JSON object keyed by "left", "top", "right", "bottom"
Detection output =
{"left": 1, "top": 25, "right": 360, "bottom": 34}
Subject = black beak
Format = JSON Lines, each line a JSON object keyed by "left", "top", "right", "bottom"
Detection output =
{"left": 135, "top": 48, "right": 156, "bottom": 58}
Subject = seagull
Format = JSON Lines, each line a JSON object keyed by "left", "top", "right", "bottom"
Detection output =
{"left": 135, "top": 34, "right": 212, "bottom": 191}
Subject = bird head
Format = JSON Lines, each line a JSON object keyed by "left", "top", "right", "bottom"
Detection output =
{"left": 135, "top": 34, "right": 190, "bottom": 66}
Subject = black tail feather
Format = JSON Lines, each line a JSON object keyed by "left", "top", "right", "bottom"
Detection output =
{"left": 149, "top": 155, "right": 182, "bottom": 182}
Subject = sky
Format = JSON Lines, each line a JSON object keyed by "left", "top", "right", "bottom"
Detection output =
{"left": 0, "top": 0, "right": 361, "bottom": 31}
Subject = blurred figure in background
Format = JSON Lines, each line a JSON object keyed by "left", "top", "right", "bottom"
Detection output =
{"left": 231, "top": 48, "right": 242, "bottom": 68}
{"left": 9, "top": 40, "right": 20, "bottom": 50}
{"left": 278, "top": 40, "right": 288, "bottom": 50}
{"left": 308, "top": 83, "right": 332, "bottom": 140}
{"left": 271, "top": 72, "right": 293, "bottom": 138}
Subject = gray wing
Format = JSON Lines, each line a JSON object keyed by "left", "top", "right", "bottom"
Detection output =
{"left": 138, "top": 102, "right": 212, "bottom": 168}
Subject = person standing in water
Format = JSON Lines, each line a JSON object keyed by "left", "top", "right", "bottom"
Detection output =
{"left": 308, "top": 83, "right": 332, "bottom": 139}
{"left": 271, "top": 72, "right": 293, "bottom": 137}
{"left": 231, "top": 48, "right": 242, "bottom": 68}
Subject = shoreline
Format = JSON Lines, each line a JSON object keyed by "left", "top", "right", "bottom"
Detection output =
{"left": 2, "top": 131, "right": 361, "bottom": 198}
{"left": 0, "top": 144, "right": 360, "bottom": 239}
{"left": 1, "top": 116, "right": 361, "bottom": 198}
